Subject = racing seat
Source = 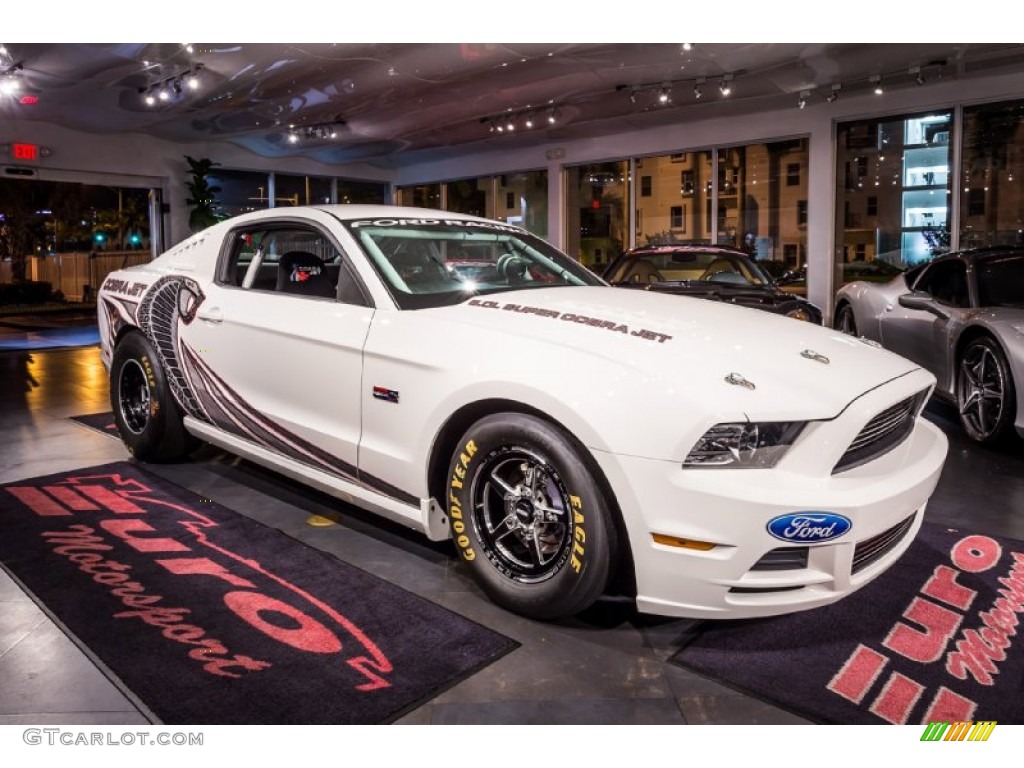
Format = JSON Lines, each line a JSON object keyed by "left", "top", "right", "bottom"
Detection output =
{"left": 276, "top": 251, "right": 336, "bottom": 298}
{"left": 701, "top": 258, "right": 739, "bottom": 279}
{"left": 627, "top": 259, "right": 664, "bottom": 283}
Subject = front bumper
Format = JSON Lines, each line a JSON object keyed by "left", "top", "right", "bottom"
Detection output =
{"left": 594, "top": 368, "right": 948, "bottom": 619}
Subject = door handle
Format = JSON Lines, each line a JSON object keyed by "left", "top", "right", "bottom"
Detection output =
{"left": 197, "top": 306, "right": 224, "bottom": 324}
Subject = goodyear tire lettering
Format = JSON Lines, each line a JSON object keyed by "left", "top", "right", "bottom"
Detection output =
{"left": 449, "top": 438, "right": 478, "bottom": 561}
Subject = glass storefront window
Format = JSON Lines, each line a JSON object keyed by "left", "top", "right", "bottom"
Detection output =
{"left": 496, "top": 170, "right": 548, "bottom": 238}
{"left": 0, "top": 179, "right": 151, "bottom": 257}
{"left": 634, "top": 151, "right": 712, "bottom": 247}
{"left": 715, "top": 141, "right": 809, "bottom": 269}
{"left": 445, "top": 177, "right": 491, "bottom": 218}
{"left": 275, "top": 174, "right": 333, "bottom": 206}
{"left": 397, "top": 184, "right": 441, "bottom": 209}
{"left": 835, "top": 111, "right": 953, "bottom": 288}
{"left": 961, "top": 99, "right": 1024, "bottom": 248}
{"left": 212, "top": 169, "right": 271, "bottom": 219}
{"left": 337, "top": 179, "right": 387, "bottom": 205}
{"left": 633, "top": 142, "right": 808, "bottom": 291}
{"left": 565, "top": 161, "right": 629, "bottom": 271}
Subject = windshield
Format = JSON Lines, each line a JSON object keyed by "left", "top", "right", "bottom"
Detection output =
{"left": 340, "top": 217, "right": 604, "bottom": 309}
{"left": 976, "top": 252, "right": 1024, "bottom": 307}
{"left": 606, "top": 249, "right": 772, "bottom": 286}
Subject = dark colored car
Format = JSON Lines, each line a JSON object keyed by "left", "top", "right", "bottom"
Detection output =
{"left": 602, "top": 245, "right": 823, "bottom": 323}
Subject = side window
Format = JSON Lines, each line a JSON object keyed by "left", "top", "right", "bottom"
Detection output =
{"left": 912, "top": 260, "right": 969, "bottom": 307}
{"left": 220, "top": 225, "right": 369, "bottom": 306}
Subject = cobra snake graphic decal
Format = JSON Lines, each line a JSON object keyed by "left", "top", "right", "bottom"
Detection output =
{"left": 132, "top": 277, "right": 416, "bottom": 506}
{"left": 137, "top": 276, "right": 211, "bottom": 423}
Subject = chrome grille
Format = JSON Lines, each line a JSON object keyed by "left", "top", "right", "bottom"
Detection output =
{"left": 852, "top": 515, "right": 916, "bottom": 574}
{"left": 833, "top": 392, "right": 925, "bottom": 473}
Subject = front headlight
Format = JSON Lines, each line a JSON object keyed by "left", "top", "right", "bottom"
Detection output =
{"left": 683, "top": 422, "right": 806, "bottom": 469}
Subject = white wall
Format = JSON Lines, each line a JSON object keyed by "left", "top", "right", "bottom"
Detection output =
{"left": 1, "top": 115, "right": 393, "bottom": 247}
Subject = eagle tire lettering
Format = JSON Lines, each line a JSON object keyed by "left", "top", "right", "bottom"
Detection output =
{"left": 447, "top": 413, "right": 615, "bottom": 621}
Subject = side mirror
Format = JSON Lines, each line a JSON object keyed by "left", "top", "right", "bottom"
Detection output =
{"left": 898, "top": 291, "right": 949, "bottom": 318}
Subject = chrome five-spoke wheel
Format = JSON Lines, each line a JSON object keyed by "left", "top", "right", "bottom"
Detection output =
{"left": 473, "top": 449, "right": 572, "bottom": 583}
{"left": 958, "top": 337, "right": 1016, "bottom": 444}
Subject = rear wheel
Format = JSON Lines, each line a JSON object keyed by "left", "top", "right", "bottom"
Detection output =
{"left": 110, "top": 331, "right": 194, "bottom": 461}
{"left": 446, "top": 413, "right": 617, "bottom": 620}
{"left": 957, "top": 336, "right": 1017, "bottom": 444}
{"left": 834, "top": 303, "right": 857, "bottom": 336}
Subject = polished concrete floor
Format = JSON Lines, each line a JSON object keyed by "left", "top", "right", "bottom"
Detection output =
{"left": 1, "top": 345, "right": 1023, "bottom": 726}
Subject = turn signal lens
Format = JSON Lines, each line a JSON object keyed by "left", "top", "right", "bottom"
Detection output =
{"left": 652, "top": 533, "right": 717, "bottom": 551}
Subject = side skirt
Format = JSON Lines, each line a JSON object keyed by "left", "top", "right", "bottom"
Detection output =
{"left": 183, "top": 417, "right": 442, "bottom": 539}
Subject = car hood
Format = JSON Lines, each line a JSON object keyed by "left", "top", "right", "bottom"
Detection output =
{"left": 616, "top": 280, "right": 810, "bottom": 306}
{"left": 428, "top": 286, "right": 921, "bottom": 420}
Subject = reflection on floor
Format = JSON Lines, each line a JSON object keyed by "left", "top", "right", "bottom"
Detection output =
{"left": 1, "top": 346, "right": 1023, "bottom": 725}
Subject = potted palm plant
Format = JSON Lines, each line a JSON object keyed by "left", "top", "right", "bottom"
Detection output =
{"left": 184, "top": 156, "right": 223, "bottom": 233}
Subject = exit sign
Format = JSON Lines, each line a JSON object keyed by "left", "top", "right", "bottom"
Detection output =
{"left": 1, "top": 142, "right": 51, "bottom": 161}
{"left": 13, "top": 143, "right": 38, "bottom": 160}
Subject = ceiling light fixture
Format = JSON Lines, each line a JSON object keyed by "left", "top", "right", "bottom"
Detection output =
{"left": 694, "top": 77, "right": 705, "bottom": 100}
{"left": 524, "top": 114, "right": 534, "bottom": 128}
{"left": 798, "top": 89, "right": 810, "bottom": 109}
{"left": 286, "top": 121, "right": 345, "bottom": 144}
{"left": 719, "top": 74, "right": 733, "bottom": 97}
{"left": 871, "top": 75, "right": 883, "bottom": 95}
{"left": 910, "top": 65, "right": 925, "bottom": 86}
{"left": 0, "top": 62, "right": 23, "bottom": 96}
{"left": 658, "top": 84, "right": 671, "bottom": 104}
{"left": 547, "top": 108, "right": 557, "bottom": 124}
{"left": 141, "top": 65, "right": 202, "bottom": 106}
{"left": 826, "top": 83, "right": 841, "bottom": 103}
{"left": 682, "top": 43, "right": 692, "bottom": 52}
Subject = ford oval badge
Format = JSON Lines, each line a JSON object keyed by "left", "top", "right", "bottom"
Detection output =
{"left": 766, "top": 512, "right": 852, "bottom": 543}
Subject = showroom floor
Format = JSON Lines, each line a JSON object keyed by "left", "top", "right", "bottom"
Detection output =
{"left": 1, "top": 345, "right": 1023, "bottom": 726}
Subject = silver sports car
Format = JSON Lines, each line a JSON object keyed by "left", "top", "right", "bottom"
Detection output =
{"left": 834, "top": 246, "right": 1024, "bottom": 444}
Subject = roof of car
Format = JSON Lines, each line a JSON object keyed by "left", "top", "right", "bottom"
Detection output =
{"left": 952, "top": 245, "right": 1024, "bottom": 259}
{"left": 207, "top": 204, "right": 508, "bottom": 228}
{"left": 622, "top": 244, "right": 748, "bottom": 256}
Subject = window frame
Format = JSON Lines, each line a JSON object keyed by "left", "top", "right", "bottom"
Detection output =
{"left": 215, "top": 218, "right": 373, "bottom": 307}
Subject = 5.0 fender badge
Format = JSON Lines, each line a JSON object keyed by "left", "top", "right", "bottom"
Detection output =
{"left": 372, "top": 386, "right": 399, "bottom": 404}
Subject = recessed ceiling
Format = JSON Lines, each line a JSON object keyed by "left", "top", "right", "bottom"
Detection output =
{"left": 3, "top": 42, "right": 1024, "bottom": 169}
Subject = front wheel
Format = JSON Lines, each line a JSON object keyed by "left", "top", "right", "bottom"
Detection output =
{"left": 779, "top": 301, "right": 816, "bottom": 323}
{"left": 446, "top": 413, "right": 617, "bottom": 620}
{"left": 110, "top": 331, "right": 194, "bottom": 462}
{"left": 834, "top": 303, "right": 857, "bottom": 335}
{"left": 957, "top": 336, "right": 1017, "bottom": 444}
